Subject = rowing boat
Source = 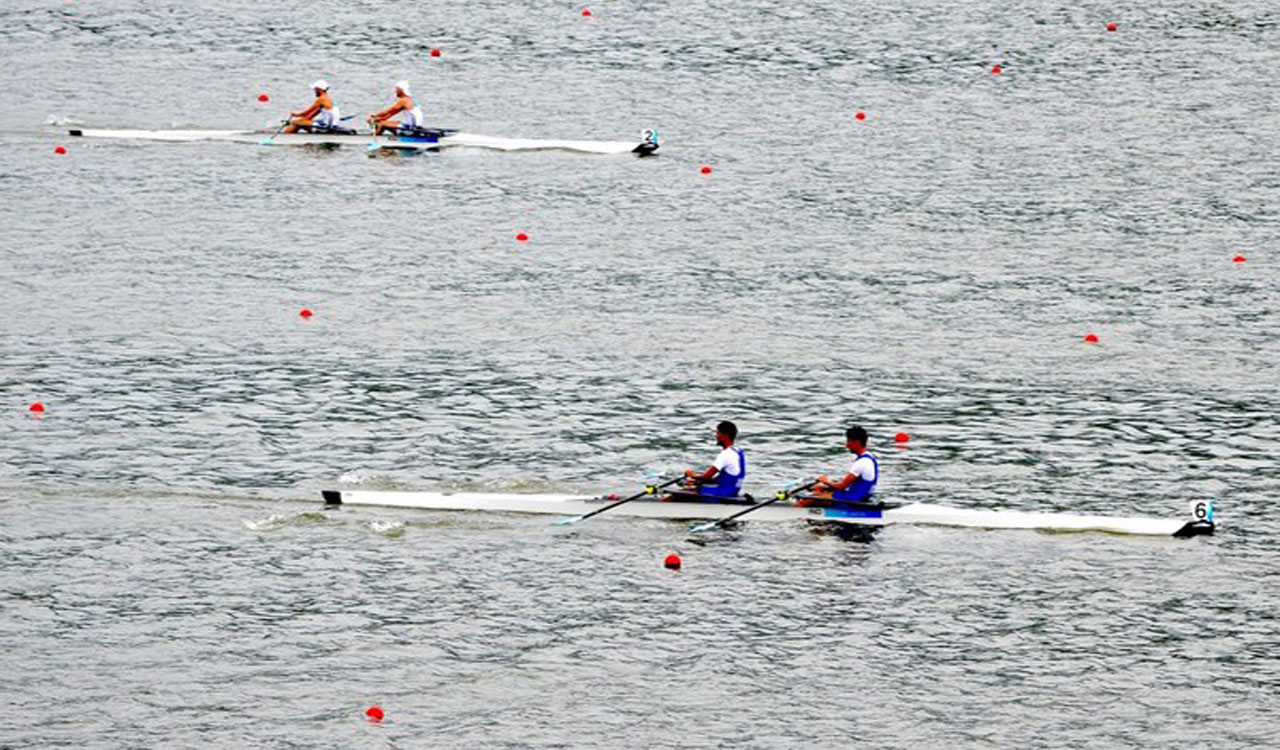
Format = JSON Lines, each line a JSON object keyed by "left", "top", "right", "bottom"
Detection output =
{"left": 65, "top": 127, "right": 659, "bottom": 155}
{"left": 319, "top": 489, "right": 1215, "bottom": 537}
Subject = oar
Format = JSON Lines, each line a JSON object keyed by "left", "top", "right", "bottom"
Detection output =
{"left": 554, "top": 476, "right": 683, "bottom": 525}
{"left": 689, "top": 479, "right": 819, "bottom": 533}
{"left": 258, "top": 118, "right": 290, "bottom": 145}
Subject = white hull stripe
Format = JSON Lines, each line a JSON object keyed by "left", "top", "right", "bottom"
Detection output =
{"left": 320, "top": 490, "right": 1213, "bottom": 537}
{"left": 67, "top": 128, "right": 658, "bottom": 155}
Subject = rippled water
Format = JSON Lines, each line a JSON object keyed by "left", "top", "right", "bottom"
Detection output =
{"left": 2, "top": 0, "right": 1279, "bottom": 746}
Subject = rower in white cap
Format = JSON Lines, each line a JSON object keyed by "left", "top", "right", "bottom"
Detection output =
{"left": 284, "top": 80, "right": 339, "bottom": 133}
{"left": 367, "top": 80, "right": 424, "bottom": 135}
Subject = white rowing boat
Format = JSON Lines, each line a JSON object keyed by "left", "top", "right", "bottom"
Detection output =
{"left": 65, "top": 127, "right": 659, "bottom": 155}
{"left": 319, "top": 489, "right": 1215, "bottom": 538}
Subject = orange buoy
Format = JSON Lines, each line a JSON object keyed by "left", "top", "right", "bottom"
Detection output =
{"left": 257, "top": 93, "right": 270, "bottom": 102}
{"left": 54, "top": 146, "right": 67, "bottom": 154}
{"left": 582, "top": 8, "right": 592, "bottom": 16}
{"left": 855, "top": 111, "right": 866, "bottom": 121}
{"left": 29, "top": 402, "right": 45, "bottom": 413}
{"left": 365, "top": 706, "right": 384, "bottom": 722}
{"left": 663, "top": 553, "right": 682, "bottom": 570}
{"left": 1084, "top": 333, "right": 1099, "bottom": 343}
{"left": 894, "top": 431, "right": 909, "bottom": 444}
{"left": 516, "top": 233, "right": 529, "bottom": 242}
{"left": 700, "top": 165, "right": 712, "bottom": 174}
{"left": 1106, "top": 22, "right": 1118, "bottom": 31}
{"left": 299, "top": 308, "right": 313, "bottom": 318}
{"left": 1233, "top": 254, "right": 1246, "bottom": 263}
{"left": 991, "top": 64, "right": 1003, "bottom": 74}
{"left": 429, "top": 48, "right": 441, "bottom": 58}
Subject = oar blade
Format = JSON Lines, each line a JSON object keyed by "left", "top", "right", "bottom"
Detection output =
{"left": 552, "top": 515, "right": 585, "bottom": 526}
{"left": 688, "top": 520, "right": 720, "bottom": 534}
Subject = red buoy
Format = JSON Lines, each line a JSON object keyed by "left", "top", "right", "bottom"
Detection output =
{"left": 1106, "top": 22, "right": 1118, "bottom": 31}
{"left": 663, "top": 553, "right": 682, "bottom": 570}
{"left": 365, "top": 706, "right": 384, "bottom": 722}
{"left": 516, "top": 233, "right": 529, "bottom": 242}
{"left": 299, "top": 308, "right": 313, "bottom": 318}
{"left": 54, "top": 146, "right": 66, "bottom": 154}
{"left": 1233, "top": 254, "right": 1246, "bottom": 263}
{"left": 29, "top": 402, "right": 45, "bottom": 413}
{"left": 855, "top": 111, "right": 866, "bottom": 121}
{"left": 1084, "top": 333, "right": 1099, "bottom": 343}
{"left": 991, "top": 64, "right": 1003, "bottom": 74}
{"left": 894, "top": 431, "right": 909, "bottom": 444}
{"left": 429, "top": 48, "right": 441, "bottom": 58}
{"left": 700, "top": 165, "right": 712, "bottom": 175}
{"left": 257, "top": 93, "right": 270, "bottom": 102}
{"left": 582, "top": 8, "right": 592, "bottom": 16}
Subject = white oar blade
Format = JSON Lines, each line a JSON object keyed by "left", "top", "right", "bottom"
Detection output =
{"left": 553, "top": 515, "right": 584, "bottom": 526}
{"left": 689, "top": 521, "right": 719, "bottom": 533}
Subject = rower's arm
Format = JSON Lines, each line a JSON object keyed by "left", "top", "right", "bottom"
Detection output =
{"left": 817, "top": 473, "right": 856, "bottom": 491}
{"left": 685, "top": 465, "right": 719, "bottom": 484}
{"left": 370, "top": 102, "right": 406, "bottom": 120}
{"left": 293, "top": 99, "right": 323, "bottom": 119}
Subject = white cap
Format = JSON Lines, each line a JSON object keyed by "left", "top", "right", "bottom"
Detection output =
{"left": 311, "top": 79, "right": 330, "bottom": 91}
{"left": 395, "top": 80, "right": 411, "bottom": 96}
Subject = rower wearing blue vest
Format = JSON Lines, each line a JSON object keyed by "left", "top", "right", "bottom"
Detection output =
{"left": 812, "top": 425, "right": 878, "bottom": 504}
{"left": 368, "top": 80, "right": 424, "bottom": 135}
{"left": 681, "top": 420, "right": 746, "bottom": 500}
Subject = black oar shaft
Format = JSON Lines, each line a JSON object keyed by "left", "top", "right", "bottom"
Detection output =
{"left": 691, "top": 480, "right": 819, "bottom": 532}
{"left": 574, "top": 476, "right": 682, "bottom": 522}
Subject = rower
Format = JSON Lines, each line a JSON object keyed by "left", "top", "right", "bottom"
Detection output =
{"left": 285, "top": 80, "right": 339, "bottom": 133}
{"left": 676, "top": 421, "right": 747, "bottom": 502}
{"left": 810, "top": 425, "right": 879, "bottom": 505}
{"left": 367, "top": 80, "right": 424, "bottom": 135}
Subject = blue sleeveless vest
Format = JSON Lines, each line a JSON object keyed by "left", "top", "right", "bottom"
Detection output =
{"left": 700, "top": 447, "right": 745, "bottom": 499}
{"left": 832, "top": 453, "right": 877, "bottom": 502}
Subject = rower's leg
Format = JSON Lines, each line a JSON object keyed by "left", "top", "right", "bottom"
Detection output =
{"left": 285, "top": 118, "right": 313, "bottom": 134}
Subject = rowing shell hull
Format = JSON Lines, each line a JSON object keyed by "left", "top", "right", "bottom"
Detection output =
{"left": 66, "top": 128, "right": 656, "bottom": 155}
{"left": 319, "top": 490, "right": 1212, "bottom": 537}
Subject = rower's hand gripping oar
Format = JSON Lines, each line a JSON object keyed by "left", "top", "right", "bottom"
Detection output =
{"left": 688, "top": 479, "right": 820, "bottom": 533}
{"left": 554, "top": 476, "right": 683, "bottom": 526}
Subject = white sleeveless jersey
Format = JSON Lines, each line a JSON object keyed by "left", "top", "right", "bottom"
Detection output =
{"left": 315, "top": 105, "right": 338, "bottom": 127}
{"left": 402, "top": 100, "right": 423, "bottom": 128}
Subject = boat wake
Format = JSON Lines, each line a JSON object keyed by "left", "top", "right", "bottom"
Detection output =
{"left": 243, "top": 510, "right": 332, "bottom": 531}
